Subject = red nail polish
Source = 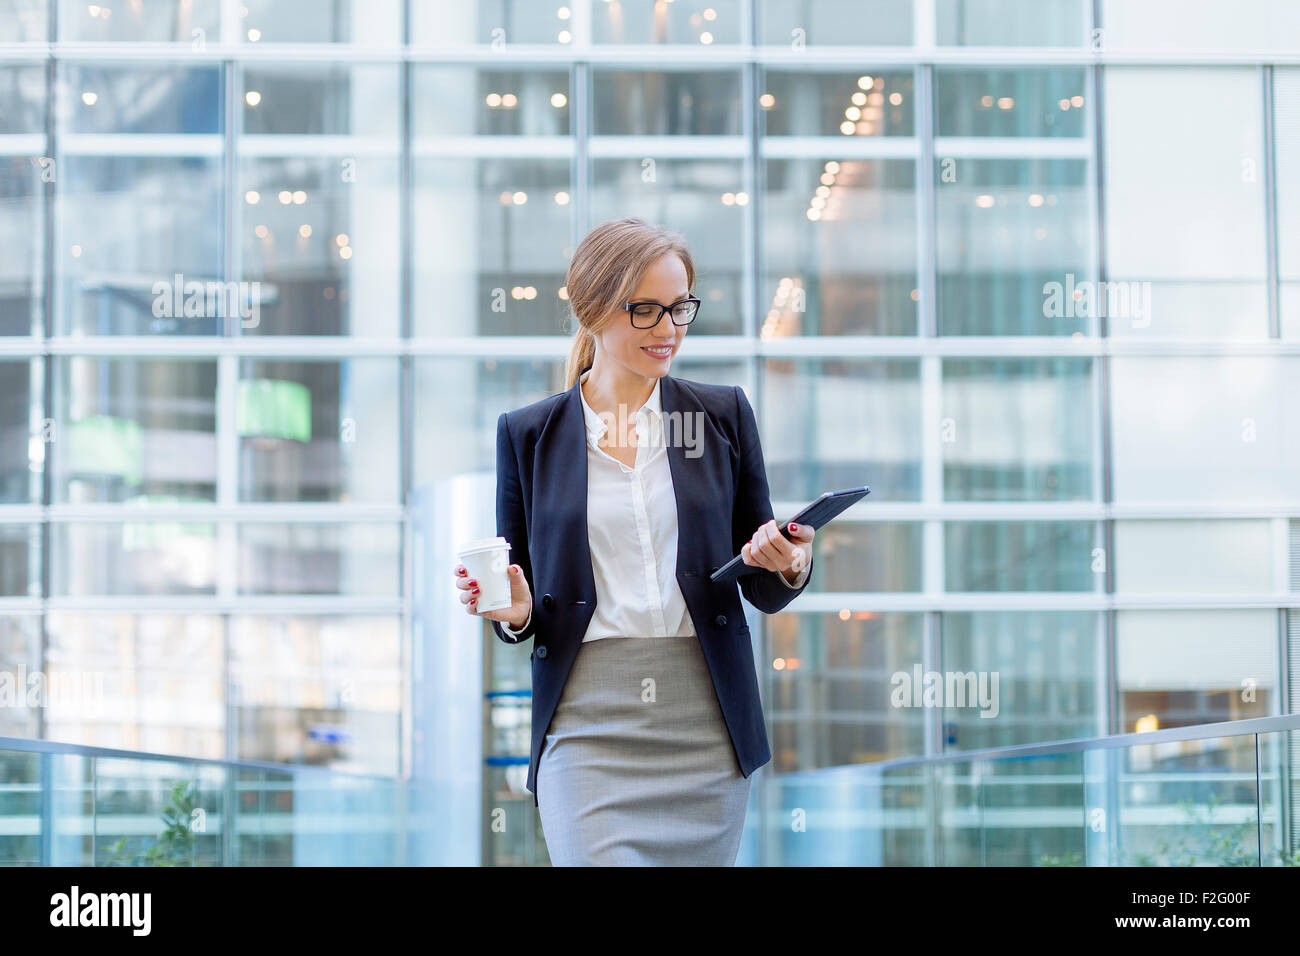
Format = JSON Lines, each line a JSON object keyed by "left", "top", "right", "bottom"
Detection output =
{"left": 789, "top": 523, "right": 798, "bottom": 533}
{"left": 471, "top": 587, "right": 479, "bottom": 594}
{"left": 457, "top": 567, "right": 465, "bottom": 575}
{"left": 469, "top": 580, "right": 476, "bottom": 587}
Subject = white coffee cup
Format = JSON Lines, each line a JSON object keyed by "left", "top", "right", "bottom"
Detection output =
{"left": 457, "top": 536, "right": 513, "bottom": 612}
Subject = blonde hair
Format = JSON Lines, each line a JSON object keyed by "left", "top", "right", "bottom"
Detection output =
{"left": 563, "top": 217, "right": 696, "bottom": 390}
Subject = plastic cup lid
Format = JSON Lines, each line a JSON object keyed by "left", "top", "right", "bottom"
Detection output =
{"left": 459, "top": 536, "right": 509, "bottom": 553}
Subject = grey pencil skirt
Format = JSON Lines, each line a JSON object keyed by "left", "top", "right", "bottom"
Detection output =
{"left": 535, "top": 633, "right": 752, "bottom": 866}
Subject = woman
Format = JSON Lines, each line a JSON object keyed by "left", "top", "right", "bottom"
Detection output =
{"left": 452, "top": 216, "right": 815, "bottom": 866}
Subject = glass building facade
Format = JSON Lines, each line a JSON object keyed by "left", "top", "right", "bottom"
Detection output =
{"left": 1, "top": 0, "right": 1299, "bottom": 865}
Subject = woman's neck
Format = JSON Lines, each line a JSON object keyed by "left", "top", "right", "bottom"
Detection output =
{"left": 581, "top": 364, "right": 656, "bottom": 419}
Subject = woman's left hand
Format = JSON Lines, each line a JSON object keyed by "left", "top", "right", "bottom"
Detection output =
{"left": 741, "top": 520, "right": 815, "bottom": 581}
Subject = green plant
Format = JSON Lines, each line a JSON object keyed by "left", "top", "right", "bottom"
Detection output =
{"left": 1116, "top": 794, "right": 1268, "bottom": 867}
{"left": 1039, "top": 793, "right": 1300, "bottom": 867}
{"left": 101, "top": 780, "right": 200, "bottom": 867}
{"left": 1038, "top": 849, "right": 1084, "bottom": 866}
{"left": 1125, "top": 794, "right": 1258, "bottom": 866}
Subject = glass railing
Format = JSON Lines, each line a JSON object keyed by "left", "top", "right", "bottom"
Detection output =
{"left": 764, "top": 715, "right": 1300, "bottom": 866}
{"left": 0, "top": 737, "right": 422, "bottom": 866}
{"left": 8, "top": 716, "right": 1299, "bottom": 866}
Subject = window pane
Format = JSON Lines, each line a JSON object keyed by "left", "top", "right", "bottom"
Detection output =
{"left": 759, "top": 0, "right": 913, "bottom": 46}
{"left": 237, "top": 523, "right": 401, "bottom": 596}
{"left": 58, "top": 157, "right": 223, "bottom": 335}
{"left": 0, "top": 157, "right": 44, "bottom": 336}
{"left": 53, "top": 66, "right": 223, "bottom": 336}
{"left": 0, "top": 0, "right": 46, "bottom": 42}
{"left": 943, "top": 358, "right": 1094, "bottom": 501}
{"left": 90, "top": 759, "right": 227, "bottom": 866}
{"left": 937, "top": 0, "right": 1086, "bottom": 46}
{"left": 239, "top": 0, "right": 401, "bottom": 44}
{"left": 412, "top": 158, "right": 572, "bottom": 337}
{"left": 44, "top": 612, "right": 224, "bottom": 758}
{"left": 593, "top": 0, "right": 743, "bottom": 44}
{"left": 413, "top": 66, "right": 571, "bottom": 136}
{"left": 592, "top": 70, "right": 741, "bottom": 136}
{"left": 242, "top": 64, "right": 399, "bottom": 138}
{"left": 801, "top": 521, "right": 921, "bottom": 591}
{"left": 941, "top": 611, "right": 1103, "bottom": 750}
{"left": 52, "top": 521, "right": 217, "bottom": 595}
{"left": 936, "top": 68, "right": 1087, "bottom": 138}
{"left": 240, "top": 156, "right": 400, "bottom": 336}
{"left": 764, "top": 158, "right": 917, "bottom": 335}
{"left": 53, "top": 358, "right": 218, "bottom": 503}
{"left": 945, "top": 521, "right": 1101, "bottom": 591}
{"left": 977, "top": 752, "right": 1086, "bottom": 866}
{"left": 1114, "top": 520, "right": 1275, "bottom": 594}
{"left": 0, "top": 523, "right": 37, "bottom": 595}
{"left": 1283, "top": 285, "right": 1300, "bottom": 338}
{"left": 413, "top": 359, "right": 556, "bottom": 493}
{"left": 764, "top": 358, "right": 922, "bottom": 502}
{"left": 0, "top": 359, "right": 37, "bottom": 504}
{"left": 1276, "top": 68, "right": 1300, "bottom": 338}
{"left": 57, "top": 0, "right": 219, "bottom": 42}
{"left": 409, "top": 61, "right": 574, "bottom": 340}
{"left": 591, "top": 158, "right": 744, "bottom": 335}
{"left": 761, "top": 70, "right": 914, "bottom": 137}
{"left": 230, "top": 615, "right": 400, "bottom": 774}
{"left": 936, "top": 158, "right": 1090, "bottom": 335}
{"left": 1118, "top": 610, "right": 1275, "bottom": 730}
{"left": 1103, "top": 68, "right": 1267, "bottom": 338}
{"left": 0, "top": 64, "right": 46, "bottom": 132}
{"left": 1099, "top": 0, "right": 1300, "bottom": 54}
{"left": 58, "top": 63, "right": 222, "bottom": 135}
{"left": 1111, "top": 357, "right": 1300, "bottom": 502}
{"left": 238, "top": 358, "right": 399, "bottom": 504}
{"left": 666, "top": 358, "right": 749, "bottom": 388}
{"left": 412, "top": 1, "right": 578, "bottom": 46}
{"left": 768, "top": 611, "right": 925, "bottom": 772}
{"left": 0, "top": 617, "right": 39, "bottom": 738}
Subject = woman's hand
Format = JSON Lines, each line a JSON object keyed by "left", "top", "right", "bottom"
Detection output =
{"left": 453, "top": 562, "right": 533, "bottom": 628}
{"left": 741, "top": 520, "right": 815, "bottom": 583}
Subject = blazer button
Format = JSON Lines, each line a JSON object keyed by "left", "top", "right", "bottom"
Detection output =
{"left": 541, "top": 593, "right": 555, "bottom": 610}
{"left": 535, "top": 645, "right": 548, "bottom": 659}
{"left": 714, "top": 614, "right": 727, "bottom": 628}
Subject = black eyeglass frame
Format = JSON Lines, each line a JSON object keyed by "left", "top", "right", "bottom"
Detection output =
{"left": 622, "top": 296, "right": 702, "bottom": 329}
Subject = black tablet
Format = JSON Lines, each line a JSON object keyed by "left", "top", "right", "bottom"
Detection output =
{"left": 709, "top": 486, "right": 870, "bottom": 584}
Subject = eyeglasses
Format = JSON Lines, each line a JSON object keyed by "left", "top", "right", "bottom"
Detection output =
{"left": 623, "top": 296, "right": 701, "bottom": 330}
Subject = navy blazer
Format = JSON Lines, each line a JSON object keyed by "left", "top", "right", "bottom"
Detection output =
{"left": 491, "top": 370, "right": 813, "bottom": 806}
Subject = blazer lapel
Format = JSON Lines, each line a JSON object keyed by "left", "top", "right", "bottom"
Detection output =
{"left": 660, "top": 373, "right": 705, "bottom": 579}
{"left": 557, "top": 372, "right": 597, "bottom": 604}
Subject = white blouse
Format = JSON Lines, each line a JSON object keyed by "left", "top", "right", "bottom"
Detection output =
{"left": 502, "top": 371, "right": 808, "bottom": 641}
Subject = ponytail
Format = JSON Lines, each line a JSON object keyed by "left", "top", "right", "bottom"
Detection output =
{"left": 564, "top": 326, "right": 595, "bottom": 391}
